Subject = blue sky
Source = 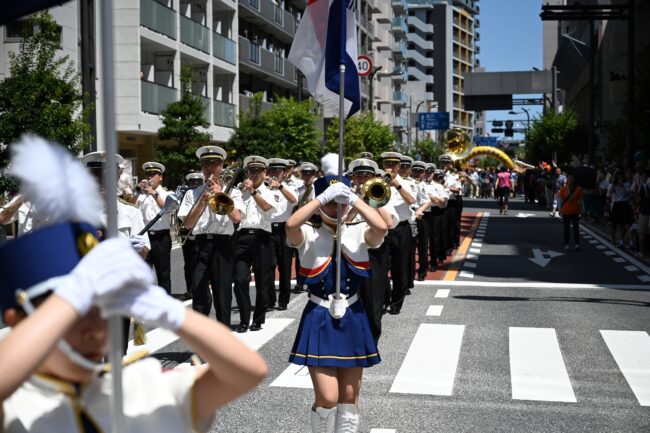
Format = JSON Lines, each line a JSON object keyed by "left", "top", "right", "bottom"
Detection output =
{"left": 478, "top": 0, "right": 543, "bottom": 139}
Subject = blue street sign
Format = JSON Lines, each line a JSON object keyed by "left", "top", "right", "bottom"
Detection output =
{"left": 418, "top": 112, "right": 449, "bottom": 130}
{"left": 473, "top": 136, "right": 499, "bottom": 147}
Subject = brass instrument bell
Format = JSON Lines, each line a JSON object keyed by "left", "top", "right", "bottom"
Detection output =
{"left": 360, "top": 175, "right": 391, "bottom": 208}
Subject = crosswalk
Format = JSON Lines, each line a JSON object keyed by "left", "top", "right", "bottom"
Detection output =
{"left": 262, "top": 323, "right": 649, "bottom": 407}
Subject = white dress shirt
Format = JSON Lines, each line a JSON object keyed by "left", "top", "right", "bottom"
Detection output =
{"left": 239, "top": 184, "right": 276, "bottom": 232}
{"left": 389, "top": 174, "right": 413, "bottom": 222}
{"left": 271, "top": 184, "right": 298, "bottom": 223}
{"left": 177, "top": 186, "right": 244, "bottom": 236}
{"left": 444, "top": 173, "right": 462, "bottom": 200}
{"left": 428, "top": 182, "right": 450, "bottom": 208}
{"left": 135, "top": 185, "right": 172, "bottom": 231}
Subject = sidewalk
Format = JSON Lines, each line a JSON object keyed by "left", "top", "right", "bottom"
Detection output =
{"left": 582, "top": 217, "right": 650, "bottom": 266}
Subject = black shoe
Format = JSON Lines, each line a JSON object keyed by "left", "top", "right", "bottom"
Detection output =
{"left": 173, "top": 291, "right": 193, "bottom": 301}
{"left": 276, "top": 304, "right": 287, "bottom": 311}
{"left": 250, "top": 322, "right": 263, "bottom": 332}
{"left": 428, "top": 265, "right": 437, "bottom": 272}
{"left": 446, "top": 249, "right": 453, "bottom": 256}
{"left": 389, "top": 307, "right": 401, "bottom": 315}
{"left": 417, "top": 273, "right": 426, "bottom": 281}
{"left": 236, "top": 324, "right": 248, "bottom": 333}
{"left": 405, "top": 288, "right": 412, "bottom": 296}
{"left": 382, "top": 305, "right": 390, "bottom": 315}
{"left": 265, "top": 305, "right": 276, "bottom": 312}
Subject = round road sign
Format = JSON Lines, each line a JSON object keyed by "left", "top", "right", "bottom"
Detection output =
{"left": 357, "top": 56, "right": 372, "bottom": 77}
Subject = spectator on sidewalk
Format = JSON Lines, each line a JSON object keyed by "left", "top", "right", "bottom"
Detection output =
{"left": 558, "top": 174, "right": 583, "bottom": 251}
{"left": 550, "top": 167, "right": 567, "bottom": 218}
{"left": 636, "top": 169, "right": 650, "bottom": 259}
{"left": 607, "top": 171, "right": 634, "bottom": 248}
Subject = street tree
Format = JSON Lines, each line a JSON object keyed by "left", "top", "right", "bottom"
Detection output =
{"left": 263, "top": 97, "right": 321, "bottom": 163}
{"left": 0, "top": 12, "right": 91, "bottom": 197}
{"left": 412, "top": 137, "right": 443, "bottom": 162}
{"left": 324, "top": 112, "right": 395, "bottom": 162}
{"left": 157, "top": 66, "right": 211, "bottom": 188}
{"left": 228, "top": 93, "right": 280, "bottom": 162}
{"left": 525, "top": 108, "right": 579, "bottom": 165}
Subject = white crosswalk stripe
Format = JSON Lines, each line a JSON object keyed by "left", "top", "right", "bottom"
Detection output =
{"left": 600, "top": 330, "right": 650, "bottom": 406}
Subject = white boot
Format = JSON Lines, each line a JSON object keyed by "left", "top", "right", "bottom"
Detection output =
{"left": 311, "top": 407, "right": 337, "bottom": 433}
{"left": 335, "top": 404, "right": 360, "bottom": 433}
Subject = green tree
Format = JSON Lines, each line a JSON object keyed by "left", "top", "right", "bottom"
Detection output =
{"left": 324, "top": 112, "right": 395, "bottom": 163}
{"left": 228, "top": 93, "right": 281, "bottom": 162}
{"left": 412, "top": 137, "right": 443, "bottom": 162}
{"left": 0, "top": 12, "right": 91, "bottom": 195}
{"left": 525, "top": 108, "right": 579, "bottom": 165}
{"left": 157, "top": 66, "right": 211, "bottom": 187}
{"left": 263, "top": 97, "right": 321, "bottom": 162}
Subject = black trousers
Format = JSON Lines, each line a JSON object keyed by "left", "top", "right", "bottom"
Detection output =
{"left": 146, "top": 229, "right": 172, "bottom": 294}
{"left": 191, "top": 234, "right": 234, "bottom": 326}
{"left": 233, "top": 229, "right": 272, "bottom": 326}
{"left": 387, "top": 221, "right": 411, "bottom": 310}
{"left": 455, "top": 196, "right": 463, "bottom": 246}
{"left": 408, "top": 227, "right": 417, "bottom": 287}
{"left": 563, "top": 214, "right": 580, "bottom": 244}
{"left": 181, "top": 237, "right": 196, "bottom": 295}
{"left": 361, "top": 242, "right": 388, "bottom": 344}
{"left": 429, "top": 207, "right": 447, "bottom": 263}
{"left": 417, "top": 215, "right": 431, "bottom": 275}
{"left": 270, "top": 222, "right": 291, "bottom": 308}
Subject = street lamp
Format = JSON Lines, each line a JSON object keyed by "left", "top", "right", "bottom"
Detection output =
{"left": 368, "top": 66, "right": 382, "bottom": 114}
{"left": 508, "top": 108, "right": 531, "bottom": 133}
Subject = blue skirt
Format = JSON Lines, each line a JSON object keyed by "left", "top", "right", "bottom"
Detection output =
{"left": 289, "top": 296, "right": 381, "bottom": 368}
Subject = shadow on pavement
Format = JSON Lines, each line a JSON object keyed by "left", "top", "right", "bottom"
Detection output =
{"left": 454, "top": 294, "right": 650, "bottom": 308}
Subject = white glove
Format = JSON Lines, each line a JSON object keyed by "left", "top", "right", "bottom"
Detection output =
{"left": 54, "top": 238, "right": 154, "bottom": 315}
{"left": 334, "top": 186, "right": 358, "bottom": 206}
{"left": 317, "top": 182, "right": 348, "bottom": 205}
{"left": 129, "top": 234, "right": 146, "bottom": 253}
{"left": 97, "top": 285, "right": 186, "bottom": 331}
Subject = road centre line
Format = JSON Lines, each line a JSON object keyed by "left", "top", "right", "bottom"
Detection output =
{"left": 412, "top": 280, "right": 650, "bottom": 290}
{"left": 434, "top": 289, "right": 450, "bottom": 298}
{"left": 444, "top": 212, "right": 483, "bottom": 281}
{"left": 463, "top": 262, "right": 477, "bottom": 269}
{"left": 370, "top": 430, "right": 396, "bottom": 433}
{"left": 459, "top": 271, "right": 474, "bottom": 279}
{"left": 469, "top": 248, "right": 481, "bottom": 254}
{"left": 625, "top": 265, "right": 639, "bottom": 272}
{"left": 426, "top": 305, "right": 444, "bottom": 316}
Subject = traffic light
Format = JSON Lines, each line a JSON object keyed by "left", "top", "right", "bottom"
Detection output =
{"left": 504, "top": 120, "right": 514, "bottom": 137}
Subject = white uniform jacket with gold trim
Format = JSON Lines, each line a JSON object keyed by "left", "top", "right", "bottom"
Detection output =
{"left": 2, "top": 358, "right": 212, "bottom": 433}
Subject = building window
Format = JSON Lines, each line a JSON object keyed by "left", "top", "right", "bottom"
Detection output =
{"left": 5, "top": 20, "right": 62, "bottom": 44}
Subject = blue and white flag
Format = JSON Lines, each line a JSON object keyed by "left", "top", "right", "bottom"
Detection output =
{"left": 288, "top": 0, "right": 360, "bottom": 118}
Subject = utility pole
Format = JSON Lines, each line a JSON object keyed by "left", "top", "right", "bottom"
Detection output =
{"left": 80, "top": 0, "right": 97, "bottom": 151}
{"left": 368, "top": 66, "right": 382, "bottom": 115}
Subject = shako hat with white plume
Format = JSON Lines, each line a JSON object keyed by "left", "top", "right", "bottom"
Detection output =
{"left": 313, "top": 153, "right": 350, "bottom": 196}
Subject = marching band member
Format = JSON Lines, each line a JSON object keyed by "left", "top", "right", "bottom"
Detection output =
{"left": 411, "top": 161, "right": 430, "bottom": 280}
{"left": 292, "top": 162, "right": 319, "bottom": 293}
{"left": 429, "top": 169, "right": 450, "bottom": 266}
{"left": 267, "top": 158, "right": 298, "bottom": 311}
{"left": 0, "top": 136, "right": 268, "bottom": 433}
{"left": 285, "top": 154, "right": 388, "bottom": 433}
{"left": 177, "top": 146, "right": 244, "bottom": 328}
{"left": 0, "top": 194, "right": 39, "bottom": 237}
{"left": 285, "top": 159, "right": 304, "bottom": 191}
{"left": 399, "top": 156, "right": 418, "bottom": 293}
{"left": 232, "top": 156, "right": 276, "bottom": 333}
{"left": 136, "top": 162, "right": 173, "bottom": 294}
{"left": 380, "top": 152, "right": 415, "bottom": 315}
{"left": 178, "top": 172, "right": 204, "bottom": 300}
{"left": 348, "top": 158, "right": 398, "bottom": 343}
{"left": 440, "top": 154, "right": 462, "bottom": 253}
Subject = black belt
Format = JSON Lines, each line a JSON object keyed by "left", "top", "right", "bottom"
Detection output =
{"left": 195, "top": 234, "right": 231, "bottom": 240}
{"left": 397, "top": 220, "right": 410, "bottom": 227}
{"left": 240, "top": 228, "right": 270, "bottom": 235}
{"left": 272, "top": 222, "right": 286, "bottom": 228}
{"left": 148, "top": 229, "right": 170, "bottom": 237}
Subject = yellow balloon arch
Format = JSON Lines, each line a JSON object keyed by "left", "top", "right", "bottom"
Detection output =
{"left": 457, "top": 146, "right": 515, "bottom": 170}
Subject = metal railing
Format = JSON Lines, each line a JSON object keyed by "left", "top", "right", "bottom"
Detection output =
{"left": 274, "top": 53, "right": 284, "bottom": 74}
{"left": 214, "top": 100, "right": 236, "bottom": 127}
{"left": 140, "top": 0, "right": 177, "bottom": 40}
{"left": 141, "top": 80, "right": 177, "bottom": 114}
{"left": 180, "top": 15, "right": 210, "bottom": 53}
{"left": 391, "top": 17, "right": 408, "bottom": 35}
{"left": 392, "top": 90, "right": 409, "bottom": 105}
{"left": 249, "top": 40, "right": 260, "bottom": 64}
{"left": 213, "top": 32, "right": 236, "bottom": 64}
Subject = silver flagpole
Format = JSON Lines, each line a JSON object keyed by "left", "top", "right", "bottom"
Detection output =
{"left": 335, "top": 63, "right": 345, "bottom": 300}
{"left": 100, "top": 0, "right": 126, "bottom": 431}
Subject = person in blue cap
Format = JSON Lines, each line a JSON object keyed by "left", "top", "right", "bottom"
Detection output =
{"left": 285, "top": 154, "right": 388, "bottom": 433}
{"left": 0, "top": 136, "right": 267, "bottom": 433}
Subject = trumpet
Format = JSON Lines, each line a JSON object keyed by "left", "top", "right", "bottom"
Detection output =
{"left": 360, "top": 175, "right": 391, "bottom": 208}
{"left": 208, "top": 167, "right": 243, "bottom": 215}
{"left": 264, "top": 176, "right": 279, "bottom": 188}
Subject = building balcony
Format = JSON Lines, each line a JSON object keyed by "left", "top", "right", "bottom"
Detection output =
{"left": 408, "top": 15, "right": 434, "bottom": 34}
{"left": 214, "top": 99, "right": 236, "bottom": 127}
{"left": 475, "top": 18, "right": 480, "bottom": 28}
{"left": 239, "top": 93, "right": 275, "bottom": 113}
{"left": 408, "top": 49, "right": 433, "bottom": 67}
{"left": 240, "top": 0, "right": 297, "bottom": 42}
{"left": 475, "top": 31, "right": 480, "bottom": 41}
{"left": 391, "top": 40, "right": 408, "bottom": 60}
{"left": 392, "top": 90, "right": 409, "bottom": 106}
{"left": 238, "top": 36, "right": 297, "bottom": 89}
{"left": 367, "top": 0, "right": 381, "bottom": 14}
{"left": 140, "top": 0, "right": 177, "bottom": 40}
{"left": 213, "top": 32, "right": 236, "bottom": 64}
{"left": 392, "top": 116, "right": 408, "bottom": 128}
{"left": 180, "top": 15, "right": 210, "bottom": 54}
{"left": 141, "top": 80, "right": 177, "bottom": 115}
{"left": 391, "top": 17, "right": 408, "bottom": 37}
{"left": 475, "top": 45, "right": 480, "bottom": 54}
{"left": 391, "top": 0, "right": 408, "bottom": 14}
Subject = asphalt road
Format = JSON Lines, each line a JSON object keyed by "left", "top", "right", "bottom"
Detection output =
{"left": 158, "top": 197, "right": 649, "bottom": 433}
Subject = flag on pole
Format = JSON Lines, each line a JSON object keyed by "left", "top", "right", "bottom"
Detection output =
{"left": 288, "top": 0, "right": 360, "bottom": 118}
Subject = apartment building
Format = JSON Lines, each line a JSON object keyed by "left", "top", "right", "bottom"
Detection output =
{"left": 405, "top": 0, "right": 480, "bottom": 135}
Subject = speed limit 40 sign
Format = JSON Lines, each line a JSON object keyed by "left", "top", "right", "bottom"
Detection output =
{"left": 358, "top": 56, "right": 372, "bottom": 77}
